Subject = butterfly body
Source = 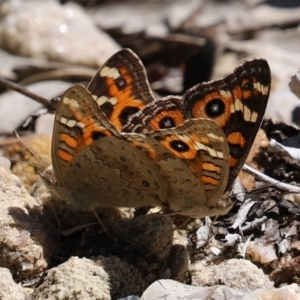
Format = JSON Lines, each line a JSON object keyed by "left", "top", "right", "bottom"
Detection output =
{"left": 42, "top": 49, "right": 271, "bottom": 218}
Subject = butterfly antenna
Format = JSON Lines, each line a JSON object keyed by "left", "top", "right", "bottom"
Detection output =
{"left": 0, "top": 155, "right": 45, "bottom": 171}
{"left": 13, "top": 130, "right": 48, "bottom": 170}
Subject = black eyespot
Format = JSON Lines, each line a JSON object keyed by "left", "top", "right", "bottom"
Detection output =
{"left": 120, "top": 156, "right": 126, "bottom": 162}
{"left": 228, "top": 144, "right": 243, "bottom": 159}
{"left": 115, "top": 77, "right": 126, "bottom": 89}
{"left": 142, "top": 180, "right": 149, "bottom": 187}
{"left": 100, "top": 102, "right": 114, "bottom": 117}
{"left": 242, "top": 81, "right": 253, "bottom": 91}
{"left": 92, "top": 131, "right": 107, "bottom": 140}
{"left": 120, "top": 106, "right": 139, "bottom": 125}
{"left": 205, "top": 99, "right": 225, "bottom": 118}
{"left": 159, "top": 117, "right": 176, "bottom": 129}
{"left": 170, "top": 140, "right": 189, "bottom": 152}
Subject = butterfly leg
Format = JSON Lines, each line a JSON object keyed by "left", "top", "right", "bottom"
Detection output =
{"left": 92, "top": 209, "right": 114, "bottom": 240}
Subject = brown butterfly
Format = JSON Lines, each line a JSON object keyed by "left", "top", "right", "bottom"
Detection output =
{"left": 42, "top": 49, "right": 271, "bottom": 217}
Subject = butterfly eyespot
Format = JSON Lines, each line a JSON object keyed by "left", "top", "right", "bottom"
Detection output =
{"left": 115, "top": 77, "right": 126, "bottom": 89}
{"left": 170, "top": 140, "right": 189, "bottom": 152}
{"left": 205, "top": 99, "right": 225, "bottom": 118}
{"left": 120, "top": 106, "right": 140, "bottom": 125}
{"left": 142, "top": 180, "right": 149, "bottom": 187}
{"left": 242, "top": 81, "right": 253, "bottom": 91}
{"left": 92, "top": 131, "right": 107, "bottom": 140}
{"left": 228, "top": 144, "right": 243, "bottom": 159}
{"left": 159, "top": 116, "right": 175, "bottom": 129}
{"left": 101, "top": 102, "right": 114, "bottom": 117}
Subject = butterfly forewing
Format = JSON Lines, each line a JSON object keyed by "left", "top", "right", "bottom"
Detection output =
{"left": 87, "top": 49, "right": 156, "bottom": 130}
{"left": 51, "top": 85, "right": 173, "bottom": 211}
{"left": 183, "top": 58, "right": 271, "bottom": 190}
{"left": 52, "top": 85, "right": 120, "bottom": 178}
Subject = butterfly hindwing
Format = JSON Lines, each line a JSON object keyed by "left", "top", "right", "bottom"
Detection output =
{"left": 122, "top": 96, "right": 186, "bottom": 133}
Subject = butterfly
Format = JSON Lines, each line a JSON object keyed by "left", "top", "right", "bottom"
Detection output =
{"left": 41, "top": 49, "right": 271, "bottom": 218}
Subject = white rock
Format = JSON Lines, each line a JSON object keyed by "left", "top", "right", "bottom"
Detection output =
{"left": 0, "top": 167, "right": 54, "bottom": 280}
{"left": 34, "top": 257, "right": 111, "bottom": 300}
{"left": 141, "top": 279, "right": 261, "bottom": 300}
{"left": 0, "top": 267, "right": 27, "bottom": 300}
{"left": 190, "top": 259, "right": 273, "bottom": 292}
{"left": 0, "top": 1, "right": 120, "bottom": 67}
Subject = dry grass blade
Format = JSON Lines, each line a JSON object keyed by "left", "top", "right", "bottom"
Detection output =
{"left": 242, "top": 164, "right": 300, "bottom": 193}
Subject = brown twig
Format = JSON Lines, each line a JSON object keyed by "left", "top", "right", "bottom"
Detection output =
{"left": 0, "top": 77, "right": 55, "bottom": 109}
